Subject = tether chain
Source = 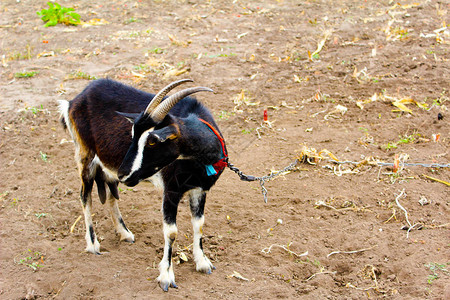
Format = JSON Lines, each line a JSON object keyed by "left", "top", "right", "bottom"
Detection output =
{"left": 226, "top": 157, "right": 449, "bottom": 203}
{"left": 226, "top": 158, "right": 299, "bottom": 203}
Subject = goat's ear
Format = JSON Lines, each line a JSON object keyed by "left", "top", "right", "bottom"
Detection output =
{"left": 116, "top": 111, "right": 140, "bottom": 123}
{"left": 153, "top": 126, "right": 178, "bottom": 143}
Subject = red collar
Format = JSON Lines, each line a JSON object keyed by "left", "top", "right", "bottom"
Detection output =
{"left": 199, "top": 118, "right": 228, "bottom": 175}
{"left": 198, "top": 118, "right": 227, "bottom": 158}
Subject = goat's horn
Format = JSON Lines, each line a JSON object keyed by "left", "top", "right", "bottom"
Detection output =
{"left": 144, "top": 79, "right": 193, "bottom": 115}
{"left": 151, "top": 87, "right": 214, "bottom": 123}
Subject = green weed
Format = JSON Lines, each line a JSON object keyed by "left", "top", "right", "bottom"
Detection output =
{"left": 16, "top": 250, "right": 43, "bottom": 271}
{"left": 7, "top": 44, "right": 33, "bottom": 61}
{"left": 1, "top": 191, "right": 10, "bottom": 201}
{"left": 217, "top": 110, "right": 233, "bottom": 120}
{"left": 425, "top": 262, "right": 449, "bottom": 284}
{"left": 37, "top": 2, "right": 81, "bottom": 27}
{"left": 383, "top": 142, "right": 397, "bottom": 150}
{"left": 148, "top": 47, "right": 164, "bottom": 54}
{"left": 124, "top": 17, "right": 141, "bottom": 25}
{"left": 134, "top": 64, "right": 151, "bottom": 72}
{"left": 40, "top": 151, "right": 49, "bottom": 162}
{"left": 11, "top": 198, "right": 19, "bottom": 207}
{"left": 26, "top": 104, "right": 45, "bottom": 115}
{"left": 35, "top": 213, "right": 47, "bottom": 219}
{"left": 66, "top": 71, "right": 97, "bottom": 80}
{"left": 382, "top": 133, "right": 419, "bottom": 150}
{"left": 15, "top": 71, "right": 38, "bottom": 78}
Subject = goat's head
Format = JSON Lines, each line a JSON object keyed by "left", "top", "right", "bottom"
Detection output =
{"left": 117, "top": 79, "right": 213, "bottom": 186}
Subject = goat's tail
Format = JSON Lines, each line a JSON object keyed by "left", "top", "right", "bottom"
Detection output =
{"left": 58, "top": 100, "right": 69, "bottom": 128}
{"left": 58, "top": 100, "right": 72, "bottom": 134}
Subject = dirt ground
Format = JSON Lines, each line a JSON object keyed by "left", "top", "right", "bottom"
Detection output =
{"left": 1, "top": 0, "right": 449, "bottom": 299}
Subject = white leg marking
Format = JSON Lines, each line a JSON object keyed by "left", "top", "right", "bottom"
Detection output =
{"left": 189, "top": 188, "right": 215, "bottom": 274}
{"left": 83, "top": 203, "right": 101, "bottom": 254}
{"left": 108, "top": 196, "right": 135, "bottom": 243}
{"left": 157, "top": 222, "right": 178, "bottom": 291}
{"left": 191, "top": 216, "right": 214, "bottom": 273}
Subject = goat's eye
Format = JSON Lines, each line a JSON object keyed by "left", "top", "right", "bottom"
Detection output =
{"left": 148, "top": 140, "right": 156, "bottom": 146}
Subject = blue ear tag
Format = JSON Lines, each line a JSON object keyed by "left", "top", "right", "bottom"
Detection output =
{"left": 205, "top": 164, "right": 217, "bottom": 176}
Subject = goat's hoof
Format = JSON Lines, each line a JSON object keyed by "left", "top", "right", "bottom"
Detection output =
{"left": 85, "top": 244, "right": 102, "bottom": 255}
{"left": 196, "top": 256, "right": 215, "bottom": 274}
{"left": 85, "top": 249, "right": 102, "bottom": 255}
{"left": 159, "top": 281, "right": 177, "bottom": 292}
{"left": 119, "top": 231, "right": 135, "bottom": 243}
{"left": 121, "top": 237, "right": 135, "bottom": 243}
{"left": 197, "top": 264, "right": 215, "bottom": 274}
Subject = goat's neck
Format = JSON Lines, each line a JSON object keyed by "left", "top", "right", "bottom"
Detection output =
{"left": 177, "top": 115, "right": 223, "bottom": 165}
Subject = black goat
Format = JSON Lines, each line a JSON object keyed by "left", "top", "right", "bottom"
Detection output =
{"left": 59, "top": 79, "right": 227, "bottom": 291}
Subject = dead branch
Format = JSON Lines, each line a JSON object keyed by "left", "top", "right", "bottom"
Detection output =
{"left": 261, "top": 242, "right": 308, "bottom": 258}
{"left": 327, "top": 245, "right": 378, "bottom": 258}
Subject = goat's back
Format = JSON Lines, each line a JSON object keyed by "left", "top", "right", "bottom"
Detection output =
{"left": 61, "top": 79, "right": 218, "bottom": 170}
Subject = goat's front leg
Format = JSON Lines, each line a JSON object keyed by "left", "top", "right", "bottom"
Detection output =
{"left": 107, "top": 184, "right": 135, "bottom": 243}
{"left": 189, "top": 188, "right": 215, "bottom": 274}
{"left": 157, "top": 192, "right": 181, "bottom": 291}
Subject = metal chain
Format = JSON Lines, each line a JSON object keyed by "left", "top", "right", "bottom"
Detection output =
{"left": 226, "top": 158, "right": 299, "bottom": 203}
{"left": 226, "top": 157, "right": 449, "bottom": 203}
{"left": 328, "top": 160, "right": 450, "bottom": 168}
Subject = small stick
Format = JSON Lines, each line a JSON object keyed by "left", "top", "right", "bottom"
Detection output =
{"left": 261, "top": 243, "right": 308, "bottom": 258}
{"left": 314, "top": 200, "right": 337, "bottom": 210}
{"left": 384, "top": 208, "right": 397, "bottom": 224}
{"left": 422, "top": 174, "right": 450, "bottom": 186}
{"left": 70, "top": 215, "right": 82, "bottom": 233}
{"left": 304, "top": 270, "right": 336, "bottom": 282}
{"left": 327, "top": 245, "right": 378, "bottom": 258}
{"left": 395, "top": 190, "right": 421, "bottom": 238}
{"left": 394, "top": 189, "right": 411, "bottom": 227}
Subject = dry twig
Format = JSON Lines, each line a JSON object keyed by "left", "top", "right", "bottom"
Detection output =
{"left": 304, "top": 270, "right": 336, "bottom": 282}
{"left": 394, "top": 189, "right": 421, "bottom": 238}
{"left": 70, "top": 215, "right": 82, "bottom": 233}
{"left": 327, "top": 245, "right": 378, "bottom": 258}
{"left": 422, "top": 174, "right": 450, "bottom": 186}
{"left": 261, "top": 242, "right": 308, "bottom": 258}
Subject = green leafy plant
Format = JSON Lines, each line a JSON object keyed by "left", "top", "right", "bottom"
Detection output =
{"left": 27, "top": 104, "right": 45, "bottom": 115}
{"left": 124, "top": 17, "right": 141, "bottom": 24}
{"left": 16, "top": 250, "right": 43, "bottom": 271}
{"left": 40, "top": 151, "right": 49, "bottom": 162}
{"left": 37, "top": 2, "right": 81, "bottom": 27}
{"left": 148, "top": 47, "right": 164, "bottom": 54}
{"left": 35, "top": 213, "right": 47, "bottom": 219}
{"left": 217, "top": 110, "right": 233, "bottom": 120}
{"left": 66, "top": 71, "right": 97, "bottom": 80}
{"left": 382, "top": 133, "right": 419, "bottom": 150}
{"left": 15, "top": 71, "right": 38, "bottom": 78}
{"left": 425, "top": 262, "right": 449, "bottom": 284}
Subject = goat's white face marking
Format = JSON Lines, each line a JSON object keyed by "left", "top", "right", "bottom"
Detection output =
{"left": 120, "top": 127, "right": 154, "bottom": 182}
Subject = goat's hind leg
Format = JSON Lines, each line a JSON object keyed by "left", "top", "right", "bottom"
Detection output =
{"left": 189, "top": 188, "right": 215, "bottom": 274}
{"left": 80, "top": 162, "right": 101, "bottom": 255}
